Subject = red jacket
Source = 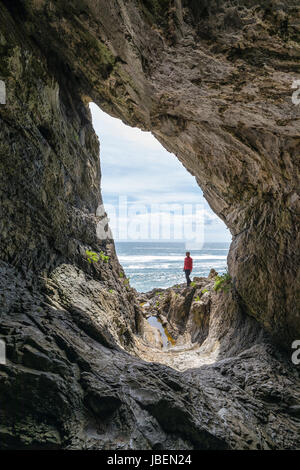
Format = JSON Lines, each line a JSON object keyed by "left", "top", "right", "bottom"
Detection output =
{"left": 184, "top": 256, "right": 193, "bottom": 271}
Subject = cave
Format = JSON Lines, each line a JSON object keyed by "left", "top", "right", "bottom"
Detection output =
{"left": 0, "top": 0, "right": 299, "bottom": 450}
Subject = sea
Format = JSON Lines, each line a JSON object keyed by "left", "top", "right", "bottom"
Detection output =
{"left": 115, "top": 242, "right": 230, "bottom": 292}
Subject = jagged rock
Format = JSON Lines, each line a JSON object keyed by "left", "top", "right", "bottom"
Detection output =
{"left": 208, "top": 269, "right": 218, "bottom": 279}
{"left": 142, "top": 278, "right": 219, "bottom": 348}
{"left": 190, "top": 293, "right": 211, "bottom": 344}
{"left": 0, "top": 0, "right": 299, "bottom": 450}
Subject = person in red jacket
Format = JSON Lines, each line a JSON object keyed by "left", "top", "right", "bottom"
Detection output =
{"left": 183, "top": 252, "right": 193, "bottom": 286}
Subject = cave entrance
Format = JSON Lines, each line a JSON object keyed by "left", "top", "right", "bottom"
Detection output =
{"left": 88, "top": 104, "right": 230, "bottom": 370}
{"left": 90, "top": 103, "right": 231, "bottom": 295}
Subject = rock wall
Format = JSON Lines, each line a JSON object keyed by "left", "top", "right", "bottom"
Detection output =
{"left": 2, "top": 0, "right": 297, "bottom": 345}
{"left": 0, "top": 0, "right": 299, "bottom": 450}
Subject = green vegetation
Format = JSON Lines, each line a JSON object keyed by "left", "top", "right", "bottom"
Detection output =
{"left": 86, "top": 250, "right": 109, "bottom": 264}
{"left": 86, "top": 250, "right": 99, "bottom": 263}
{"left": 119, "top": 273, "right": 130, "bottom": 290}
{"left": 99, "top": 251, "right": 109, "bottom": 263}
{"left": 194, "top": 289, "right": 209, "bottom": 301}
{"left": 214, "top": 272, "right": 232, "bottom": 293}
{"left": 190, "top": 281, "right": 196, "bottom": 287}
{"left": 155, "top": 292, "right": 164, "bottom": 298}
{"left": 122, "top": 277, "right": 131, "bottom": 290}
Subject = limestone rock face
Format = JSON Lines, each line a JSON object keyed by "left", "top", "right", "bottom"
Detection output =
{"left": 0, "top": 0, "right": 300, "bottom": 450}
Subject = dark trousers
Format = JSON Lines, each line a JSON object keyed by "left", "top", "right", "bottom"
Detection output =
{"left": 184, "top": 269, "right": 191, "bottom": 286}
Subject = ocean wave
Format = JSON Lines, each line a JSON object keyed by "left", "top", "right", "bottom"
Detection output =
{"left": 126, "top": 264, "right": 174, "bottom": 269}
{"left": 118, "top": 255, "right": 227, "bottom": 263}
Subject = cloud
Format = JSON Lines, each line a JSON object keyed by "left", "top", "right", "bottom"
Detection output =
{"left": 90, "top": 103, "right": 230, "bottom": 243}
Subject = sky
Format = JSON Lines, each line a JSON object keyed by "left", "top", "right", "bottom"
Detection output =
{"left": 90, "top": 103, "right": 231, "bottom": 244}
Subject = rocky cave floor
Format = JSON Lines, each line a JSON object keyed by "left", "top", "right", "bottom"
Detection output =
{"left": 1, "top": 261, "right": 300, "bottom": 450}
{"left": 133, "top": 270, "right": 222, "bottom": 371}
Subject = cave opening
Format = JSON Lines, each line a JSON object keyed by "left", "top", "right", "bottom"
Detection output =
{"left": 90, "top": 103, "right": 231, "bottom": 293}
{"left": 89, "top": 103, "right": 231, "bottom": 370}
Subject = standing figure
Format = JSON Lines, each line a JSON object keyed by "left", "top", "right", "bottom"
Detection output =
{"left": 183, "top": 251, "right": 193, "bottom": 287}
